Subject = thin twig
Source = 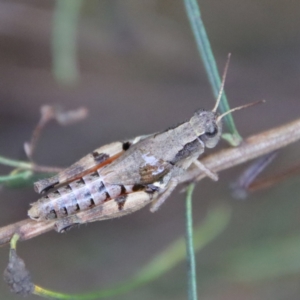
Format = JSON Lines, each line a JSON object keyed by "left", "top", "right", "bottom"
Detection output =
{"left": 0, "top": 156, "right": 63, "bottom": 174}
{"left": 0, "top": 117, "right": 299, "bottom": 247}
{"left": 231, "top": 151, "right": 278, "bottom": 199}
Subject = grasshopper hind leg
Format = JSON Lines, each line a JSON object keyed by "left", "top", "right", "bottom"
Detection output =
{"left": 54, "top": 190, "right": 158, "bottom": 232}
{"left": 55, "top": 215, "right": 81, "bottom": 233}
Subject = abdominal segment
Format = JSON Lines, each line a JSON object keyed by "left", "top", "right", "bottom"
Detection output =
{"left": 28, "top": 170, "right": 136, "bottom": 220}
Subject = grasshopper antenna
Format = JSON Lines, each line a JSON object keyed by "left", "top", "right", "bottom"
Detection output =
{"left": 212, "top": 53, "right": 231, "bottom": 113}
{"left": 217, "top": 100, "right": 266, "bottom": 122}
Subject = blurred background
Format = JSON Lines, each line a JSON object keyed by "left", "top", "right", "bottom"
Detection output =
{"left": 0, "top": 0, "right": 300, "bottom": 299}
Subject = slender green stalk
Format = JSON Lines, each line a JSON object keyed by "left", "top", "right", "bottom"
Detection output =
{"left": 0, "top": 156, "right": 57, "bottom": 187}
{"left": 183, "top": 0, "right": 242, "bottom": 145}
{"left": 185, "top": 183, "right": 198, "bottom": 300}
{"left": 9, "top": 233, "right": 20, "bottom": 251}
{"left": 182, "top": 1, "right": 238, "bottom": 299}
{"left": 52, "top": 0, "right": 83, "bottom": 84}
{"left": 0, "top": 156, "right": 32, "bottom": 169}
{"left": 0, "top": 171, "right": 32, "bottom": 183}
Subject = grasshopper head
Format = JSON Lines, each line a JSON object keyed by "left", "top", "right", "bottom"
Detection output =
{"left": 188, "top": 55, "right": 263, "bottom": 150}
{"left": 190, "top": 110, "right": 222, "bottom": 149}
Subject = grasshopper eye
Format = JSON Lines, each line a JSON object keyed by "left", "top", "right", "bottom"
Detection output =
{"left": 205, "top": 126, "right": 218, "bottom": 137}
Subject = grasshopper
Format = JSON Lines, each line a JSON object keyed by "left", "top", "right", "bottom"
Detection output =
{"left": 28, "top": 60, "right": 258, "bottom": 232}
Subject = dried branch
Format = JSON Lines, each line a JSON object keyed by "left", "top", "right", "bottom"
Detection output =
{"left": 0, "top": 117, "right": 299, "bottom": 247}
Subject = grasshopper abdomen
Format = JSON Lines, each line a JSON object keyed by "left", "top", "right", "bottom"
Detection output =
{"left": 28, "top": 169, "right": 134, "bottom": 220}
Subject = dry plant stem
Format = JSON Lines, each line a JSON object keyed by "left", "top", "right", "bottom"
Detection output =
{"left": 24, "top": 106, "right": 55, "bottom": 160}
{"left": 0, "top": 118, "right": 299, "bottom": 247}
{"left": 31, "top": 164, "right": 64, "bottom": 174}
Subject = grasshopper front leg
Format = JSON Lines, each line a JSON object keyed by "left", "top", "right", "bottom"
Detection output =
{"left": 149, "top": 159, "right": 218, "bottom": 212}
{"left": 149, "top": 178, "right": 179, "bottom": 212}
{"left": 193, "top": 160, "right": 218, "bottom": 181}
{"left": 148, "top": 166, "right": 185, "bottom": 212}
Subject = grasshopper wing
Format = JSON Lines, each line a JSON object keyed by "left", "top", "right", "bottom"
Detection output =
{"left": 34, "top": 134, "right": 152, "bottom": 194}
